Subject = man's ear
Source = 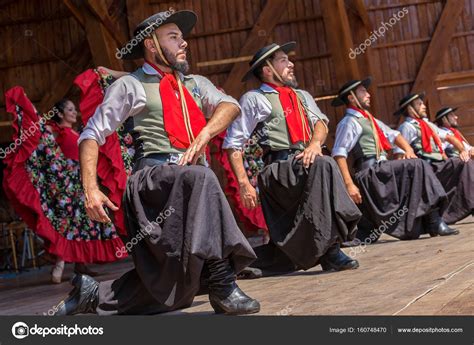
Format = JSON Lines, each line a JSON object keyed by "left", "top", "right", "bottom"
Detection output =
{"left": 144, "top": 38, "right": 156, "bottom": 53}
{"left": 262, "top": 65, "right": 272, "bottom": 78}
{"left": 347, "top": 93, "right": 354, "bottom": 104}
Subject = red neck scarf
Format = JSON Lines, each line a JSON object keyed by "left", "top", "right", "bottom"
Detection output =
{"left": 146, "top": 60, "right": 206, "bottom": 149}
{"left": 447, "top": 127, "right": 465, "bottom": 144}
{"left": 348, "top": 106, "right": 392, "bottom": 152}
{"left": 412, "top": 117, "right": 444, "bottom": 154}
{"left": 264, "top": 82, "right": 311, "bottom": 144}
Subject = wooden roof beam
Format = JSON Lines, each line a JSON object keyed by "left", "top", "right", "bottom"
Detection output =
{"left": 84, "top": 0, "right": 129, "bottom": 47}
{"left": 38, "top": 40, "right": 91, "bottom": 112}
{"left": 222, "top": 0, "right": 289, "bottom": 98}
{"left": 63, "top": 0, "right": 85, "bottom": 28}
{"left": 320, "top": 0, "right": 361, "bottom": 86}
{"left": 411, "top": 0, "right": 464, "bottom": 115}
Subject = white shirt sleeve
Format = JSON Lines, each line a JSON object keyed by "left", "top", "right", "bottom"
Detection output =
{"left": 222, "top": 91, "right": 272, "bottom": 150}
{"left": 394, "top": 121, "right": 418, "bottom": 155}
{"left": 78, "top": 75, "right": 147, "bottom": 146}
{"left": 299, "top": 90, "right": 329, "bottom": 127}
{"left": 332, "top": 116, "right": 363, "bottom": 158}
{"left": 190, "top": 74, "right": 240, "bottom": 118}
{"left": 375, "top": 119, "right": 400, "bottom": 145}
{"left": 434, "top": 125, "right": 449, "bottom": 141}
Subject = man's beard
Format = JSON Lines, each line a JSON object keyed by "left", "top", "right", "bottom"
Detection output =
{"left": 361, "top": 101, "right": 370, "bottom": 110}
{"left": 448, "top": 120, "right": 458, "bottom": 128}
{"left": 283, "top": 76, "right": 298, "bottom": 88}
{"left": 155, "top": 46, "right": 190, "bottom": 74}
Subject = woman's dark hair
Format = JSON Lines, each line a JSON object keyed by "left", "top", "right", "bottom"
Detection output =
{"left": 52, "top": 98, "right": 70, "bottom": 123}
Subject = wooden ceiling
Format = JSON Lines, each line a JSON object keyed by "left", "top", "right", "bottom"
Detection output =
{"left": 1, "top": 0, "right": 473, "bottom": 145}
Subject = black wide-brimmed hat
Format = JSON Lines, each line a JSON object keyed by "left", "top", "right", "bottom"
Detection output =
{"left": 120, "top": 10, "right": 197, "bottom": 60}
{"left": 331, "top": 77, "right": 372, "bottom": 107}
{"left": 241, "top": 41, "right": 296, "bottom": 82}
{"left": 393, "top": 92, "right": 425, "bottom": 116}
{"left": 435, "top": 107, "right": 458, "bottom": 122}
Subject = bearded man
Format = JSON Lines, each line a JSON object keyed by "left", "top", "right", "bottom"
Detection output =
{"left": 55, "top": 10, "right": 260, "bottom": 316}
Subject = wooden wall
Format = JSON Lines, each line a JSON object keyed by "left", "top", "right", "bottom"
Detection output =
{"left": 1, "top": 0, "right": 473, "bottom": 146}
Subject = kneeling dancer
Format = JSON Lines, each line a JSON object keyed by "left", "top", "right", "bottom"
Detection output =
{"left": 332, "top": 78, "right": 455, "bottom": 242}
{"left": 224, "top": 42, "right": 362, "bottom": 276}
{"left": 55, "top": 10, "right": 260, "bottom": 315}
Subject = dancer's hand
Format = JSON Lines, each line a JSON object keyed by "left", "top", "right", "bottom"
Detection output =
{"left": 84, "top": 188, "right": 118, "bottom": 223}
{"left": 179, "top": 129, "right": 211, "bottom": 166}
{"left": 346, "top": 183, "right": 362, "bottom": 204}
{"left": 401, "top": 148, "right": 417, "bottom": 160}
{"left": 239, "top": 181, "right": 259, "bottom": 209}
{"left": 295, "top": 143, "right": 323, "bottom": 168}
{"left": 459, "top": 150, "right": 470, "bottom": 162}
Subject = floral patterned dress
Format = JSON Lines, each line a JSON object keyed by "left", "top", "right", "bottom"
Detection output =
{"left": 3, "top": 84, "right": 127, "bottom": 263}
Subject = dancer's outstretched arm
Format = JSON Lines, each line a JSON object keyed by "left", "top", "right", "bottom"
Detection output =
{"left": 80, "top": 140, "right": 119, "bottom": 223}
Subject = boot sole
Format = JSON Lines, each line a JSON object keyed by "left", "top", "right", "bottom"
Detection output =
{"left": 321, "top": 260, "right": 359, "bottom": 272}
{"left": 439, "top": 230, "right": 460, "bottom": 236}
{"left": 209, "top": 299, "right": 260, "bottom": 315}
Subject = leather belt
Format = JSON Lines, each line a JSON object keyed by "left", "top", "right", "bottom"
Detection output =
{"left": 353, "top": 155, "right": 377, "bottom": 171}
{"left": 263, "top": 149, "right": 301, "bottom": 165}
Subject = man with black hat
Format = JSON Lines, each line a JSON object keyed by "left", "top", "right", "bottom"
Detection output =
{"left": 434, "top": 107, "right": 473, "bottom": 158}
{"left": 394, "top": 93, "right": 474, "bottom": 224}
{"left": 331, "top": 78, "right": 456, "bottom": 242}
{"left": 55, "top": 10, "right": 260, "bottom": 315}
{"left": 223, "top": 42, "right": 362, "bottom": 276}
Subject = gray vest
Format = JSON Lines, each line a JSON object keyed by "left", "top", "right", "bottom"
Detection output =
{"left": 255, "top": 89, "right": 311, "bottom": 151}
{"left": 350, "top": 115, "right": 387, "bottom": 162}
{"left": 130, "top": 68, "right": 204, "bottom": 158}
{"left": 409, "top": 120, "right": 444, "bottom": 161}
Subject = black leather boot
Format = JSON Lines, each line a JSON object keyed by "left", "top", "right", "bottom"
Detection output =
{"left": 320, "top": 243, "right": 359, "bottom": 271}
{"left": 425, "top": 209, "right": 459, "bottom": 237}
{"left": 206, "top": 259, "right": 260, "bottom": 315}
{"left": 54, "top": 274, "right": 99, "bottom": 315}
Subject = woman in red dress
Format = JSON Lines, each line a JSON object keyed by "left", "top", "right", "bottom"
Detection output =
{"left": 47, "top": 99, "right": 101, "bottom": 282}
{"left": 3, "top": 88, "right": 126, "bottom": 284}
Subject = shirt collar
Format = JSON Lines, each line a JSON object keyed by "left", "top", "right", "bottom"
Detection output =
{"left": 345, "top": 107, "right": 363, "bottom": 118}
{"left": 406, "top": 116, "right": 431, "bottom": 124}
{"left": 142, "top": 62, "right": 185, "bottom": 81}
{"left": 259, "top": 83, "right": 279, "bottom": 94}
{"left": 142, "top": 62, "right": 160, "bottom": 76}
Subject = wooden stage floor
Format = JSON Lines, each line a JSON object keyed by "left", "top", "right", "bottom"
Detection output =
{"left": 1, "top": 217, "right": 473, "bottom": 316}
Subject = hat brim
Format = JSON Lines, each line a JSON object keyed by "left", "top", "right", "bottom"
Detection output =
{"left": 331, "top": 77, "right": 372, "bottom": 107}
{"left": 121, "top": 10, "right": 197, "bottom": 60}
{"left": 241, "top": 41, "right": 297, "bottom": 82}
{"left": 435, "top": 107, "right": 458, "bottom": 121}
{"left": 393, "top": 92, "right": 426, "bottom": 116}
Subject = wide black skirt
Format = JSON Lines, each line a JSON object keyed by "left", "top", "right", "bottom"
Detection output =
{"left": 97, "top": 163, "right": 256, "bottom": 315}
{"left": 431, "top": 158, "right": 474, "bottom": 224}
{"left": 254, "top": 155, "right": 361, "bottom": 272}
{"left": 354, "top": 159, "right": 447, "bottom": 241}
